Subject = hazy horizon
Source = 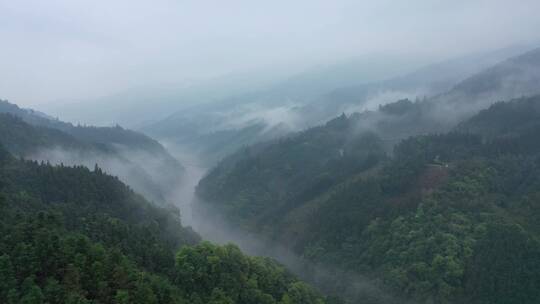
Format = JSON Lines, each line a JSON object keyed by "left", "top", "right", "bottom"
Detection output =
{"left": 2, "top": 0, "right": 540, "bottom": 109}
{"left": 2, "top": 2, "right": 540, "bottom": 303}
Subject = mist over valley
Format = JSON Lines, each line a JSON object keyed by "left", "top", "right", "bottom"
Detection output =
{"left": 2, "top": 1, "right": 540, "bottom": 303}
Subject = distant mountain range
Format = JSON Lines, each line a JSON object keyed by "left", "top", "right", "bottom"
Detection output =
{"left": 46, "top": 52, "right": 431, "bottom": 128}
{"left": 143, "top": 44, "right": 539, "bottom": 164}
{"left": 302, "top": 44, "right": 536, "bottom": 121}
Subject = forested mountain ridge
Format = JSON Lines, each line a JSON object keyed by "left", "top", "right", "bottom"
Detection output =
{"left": 196, "top": 95, "right": 540, "bottom": 303}
{"left": 428, "top": 47, "right": 540, "bottom": 122}
{"left": 0, "top": 112, "right": 169, "bottom": 204}
{"left": 0, "top": 99, "right": 171, "bottom": 154}
{"left": 306, "top": 46, "right": 540, "bottom": 130}
{"left": 0, "top": 99, "right": 184, "bottom": 204}
{"left": 196, "top": 113, "right": 387, "bottom": 228}
{"left": 0, "top": 144, "right": 329, "bottom": 304}
{"left": 447, "top": 47, "right": 540, "bottom": 101}
{"left": 457, "top": 95, "right": 540, "bottom": 138}
{"left": 0, "top": 113, "right": 91, "bottom": 156}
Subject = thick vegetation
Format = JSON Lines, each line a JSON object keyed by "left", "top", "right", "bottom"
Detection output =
{"left": 0, "top": 145, "right": 327, "bottom": 304}
{"left": 197, "top": 96, "right": 540, "bottom": 303}
{"left": 197, "top": 114, "right": 387, "bottom": 229}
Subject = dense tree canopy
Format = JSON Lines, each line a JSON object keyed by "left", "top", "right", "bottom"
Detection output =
{"left": 197, "top": 96, "right": 540, "bottom": 303}
{"left": 0, "top": 144, "right": 327, "bottom": 304}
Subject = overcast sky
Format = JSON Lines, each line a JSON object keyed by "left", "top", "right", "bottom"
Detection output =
{"left": 1, "top": 0, "right": 540, "bottom": 107}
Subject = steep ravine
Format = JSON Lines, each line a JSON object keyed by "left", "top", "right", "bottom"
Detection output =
{"left": 165, "top": 142, "right": 405, "bottom": 304}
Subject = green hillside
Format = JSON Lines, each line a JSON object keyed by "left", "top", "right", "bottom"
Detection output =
{"left": 0, "top": 145, "right": 328, "bottom": 304}
{"left": 197, "top": 96, "right": 540, "bottom": 303}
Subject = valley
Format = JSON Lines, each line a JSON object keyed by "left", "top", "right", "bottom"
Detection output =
{"left": 2, "top": 3, "right": 540, "bottom": 302}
